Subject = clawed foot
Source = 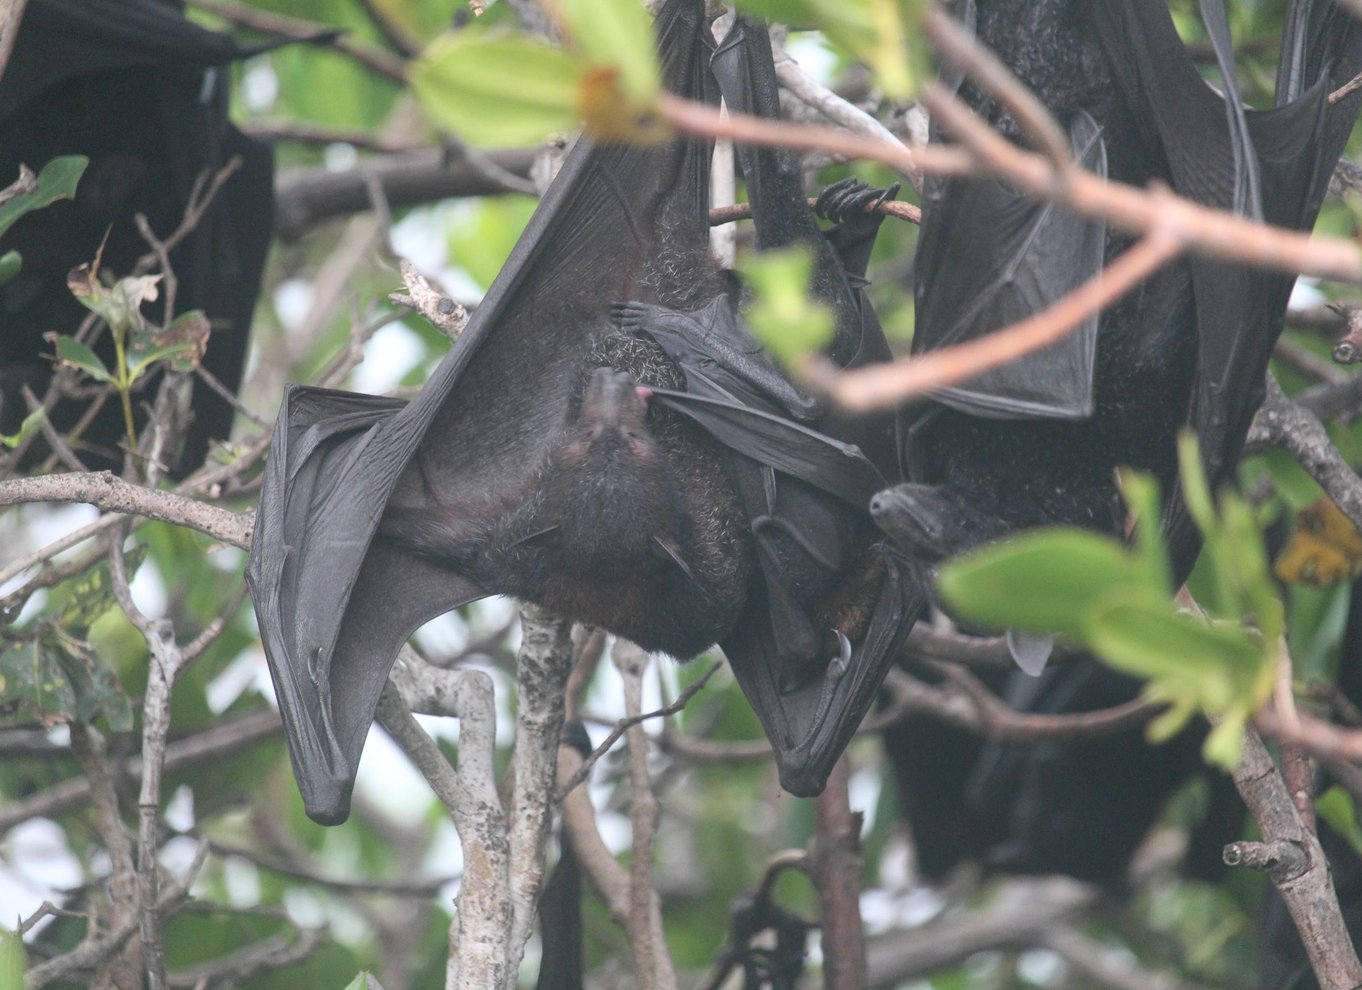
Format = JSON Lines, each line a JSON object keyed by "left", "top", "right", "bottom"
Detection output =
{"left": 779, "top": 628, "right": 853, "bottom": 695}
{"left": 610, "top": 300, "right": 656, "bottom": 336}
{"left": 815, "top": 177, "right": 901, "bottom": 226}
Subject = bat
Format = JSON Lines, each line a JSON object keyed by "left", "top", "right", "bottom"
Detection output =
{"left": 247, "top": 0, "right": 917, "bottom": 825}
{"left": 875, "top": 0, "right": 1362, "bottom": 883}
{"left": 884, "top": 657, "right": 1243, "bottom": 882}
{"left": 0, "top": 0, "right": 280, "bottom": 474}
{"left": 873, "top": 0, "right": 1362, "bottom": 586}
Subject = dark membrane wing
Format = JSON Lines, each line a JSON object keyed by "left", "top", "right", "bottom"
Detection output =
{"left": 912, "top": 111, "right": 1107, "bottom": 420}
{"left": 725, "top": 553, "right": 923, "bottom": 796}
{"left": 246, "top": 386, "right": 488, "bottom": 823}
{"left": 651, "top": 387, "right": 886, "bottom": 506}
{"left": 1091, "top": 0, "right": 1362, "bottom": 576}
{"left": 247, "top": 0, "right": 720, "bottom": 824}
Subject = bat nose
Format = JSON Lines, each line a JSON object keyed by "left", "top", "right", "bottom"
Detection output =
{"left": 585, "top": 367, "right": 646, "bottom": 424}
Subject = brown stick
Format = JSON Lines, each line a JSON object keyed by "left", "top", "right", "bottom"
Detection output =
{"left": 810, "top": 758, "right": 866, "bottom": 990}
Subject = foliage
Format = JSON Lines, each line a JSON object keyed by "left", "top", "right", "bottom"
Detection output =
{"left": 939, "top": 434, "right": 1281, "bottom": 767}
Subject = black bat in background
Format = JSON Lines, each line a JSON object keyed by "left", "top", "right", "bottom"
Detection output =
{"left": 0, "top": 0, "right": 280, "bottom": 474}
{"left": 874, "top": 0, "right": 1362, "bottom": 584}
{"left": 878, "top": 0, "right": 1362, "bottom": 885}
{"left": 247, "top": 0, "right": 917, "bottom": 825}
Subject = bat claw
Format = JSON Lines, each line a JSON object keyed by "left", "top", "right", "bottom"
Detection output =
{"left": 610, "top": 300, "right": 653, "bottom": 336}
{"left": 830, "top": 629, "right": 852, "bottom": 677}
{"left": 815, "top": 177, "right": 898, "bottom": 225}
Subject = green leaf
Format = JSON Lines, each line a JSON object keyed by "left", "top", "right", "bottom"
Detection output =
{"left": 0, "top": 926, "right": 22, "bottom": 990}
{"left": 126, "top": 342, "right": 199, "bottom": 383}
{"left": 937, "top": 529, "right": 1137, "bottom": 638}
{"left": 67, "top": 267, "right": 161, "bottom": 346}
{"left": 0, "top": 407, "right": 45, "bottom": 449}
{"left": 555, "top": 0, "right": 659, "bottom": 105}
{"left": 739, "top": 245, "right": 835, "bottom": 366}
{"left": 54, "top": 547, "right": 146, "bottom": 635}
{"left": 0, "top": 249, "right": 22, "bottom": 287}
{"left": 1118, "top": 469, "right": 1172, "bottom": 595}
{"left": 51, "top": 335, "right": 113, "bottom": 384}
{"left": 1085, "top": 594, "right": 1271, "bottom": 768}
{"left": 412, "top": 32, "right": 582, "bottom": 148}
{"left": 1318, "top": 786, "right": 1362, "bottom": 857}
{"left": 734, "top": 0, "right": 926, "bottom": 100}
{"left": 51, "top": 636, "right": 134, "bottom": 732}
{"left": 0, "top": 639, "right": 77, "bottom": 727}
{"left": 1086, "top": 597, "right": 1261, "bottom": 691}
{"left": 0, "top": 155, "right": 88, "bottom": 240}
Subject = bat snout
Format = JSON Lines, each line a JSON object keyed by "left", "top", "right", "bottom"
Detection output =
{"left": 581, "top": 367, "right": 648, "bottom": 429}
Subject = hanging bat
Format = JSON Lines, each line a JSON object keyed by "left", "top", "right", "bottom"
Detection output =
{"left": 0, "top": 0, "right": 282, "bottom": 474}
{"left": 247, "top": 0, "right": 918, "bottom": 825}
{"left": 873, "top": 0, "right": 1362, "bottom": 586}
{"left": 876, "top": 0, "right": 1362, "bottom": 883}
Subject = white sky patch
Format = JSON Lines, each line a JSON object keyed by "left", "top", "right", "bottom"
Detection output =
{"left": 351, "top": 321, "right": 426, "bottom": 394}
{"left": 324, "top": 142, "right": 359, "bottom": 172}
{"left": 240, "top": 60, "right": 278, "bottom": 113}
{"left": 207, "top": 645, "right": 271, "bottom": 714}
{"left": 1019, "top": 948, "right": 1066, "bottom": 985}
{"left": 273, "top": 278, "right": 314, "bottom": 332}
{"left": 354, "top": 724, "right": 445, "bottom": 827}
{"left": 164, "top": 785, "right": 195, "bottom": 833}
{"left": 784, "top": 33, "right": 838, "bottom": 85}
{"left": 847, "top": 764, "right": 881, "bottom": 835}
{"left": 128, "top": 555, "right": 168, "bottom": 617}
{"left": 1289, "top": 277, "right": 1324, "bottom": 310}
{"left": 0, "top": 819, "right": 84, "bottom": 937}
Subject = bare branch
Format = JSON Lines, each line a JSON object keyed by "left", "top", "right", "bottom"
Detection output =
{"left": 0, "top": 471, "right": 253, "bottom": 548}
{"left": 1225, "top": 725, "right": 1362, "bottom": 989}
{"left": 186, "top": 0, "right": 406, "bottom": 83}
{"left": 1246, "top": 375, "right": 1362, "bottom": 533}
{"left": 810, "top": 758, "right": 866, "bottom": 990}
{"left": 613, "top": 640, "right": 676, "bottom": 990}
{"left": 506, "top": 605, "right": 574, "bottom": 966}
{"left": 558, "top": 660, "right": 723, "bottom": 799}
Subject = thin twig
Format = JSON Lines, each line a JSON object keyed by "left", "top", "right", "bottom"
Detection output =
{"left": 186, "top": 0, "right": 407, "bottom": 82}
{"left": 557, "top": 660, "right": 722, "bottom": 799}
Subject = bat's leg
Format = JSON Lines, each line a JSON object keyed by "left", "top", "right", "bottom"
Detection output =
{"left": 710, "top": 17, "right": 869, "bottom": 368}
{"left": 815, "top": 178, "right": 901, "bottom": 285}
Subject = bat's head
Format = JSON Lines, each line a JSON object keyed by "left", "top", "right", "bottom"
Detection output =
{"left": 869, "top": 483, "right": 994, "bottom": 562}
{"left": 543, "top": 367, "right": 687, "bottom": 569}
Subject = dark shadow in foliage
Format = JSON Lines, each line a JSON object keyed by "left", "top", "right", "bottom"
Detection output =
{"left": 0, "top": 0, "right": 288, "bottom": 474}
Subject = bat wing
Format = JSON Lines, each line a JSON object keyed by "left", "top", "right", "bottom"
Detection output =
{"left": 911, "top": 110, "right": 1108, "bottom": 420}
{"left": 1091, "top": 0, "right": 1362, "bottom": 575}
{"left": 247, "top": 0, "right": 718, "bottom": 824}
{"left": 246, "top": 386, "right": 487, "bottom": 823}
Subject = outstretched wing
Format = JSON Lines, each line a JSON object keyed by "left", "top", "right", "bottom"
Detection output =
{"left": 246, "top": 0, "right": 719, "bottom": 824}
